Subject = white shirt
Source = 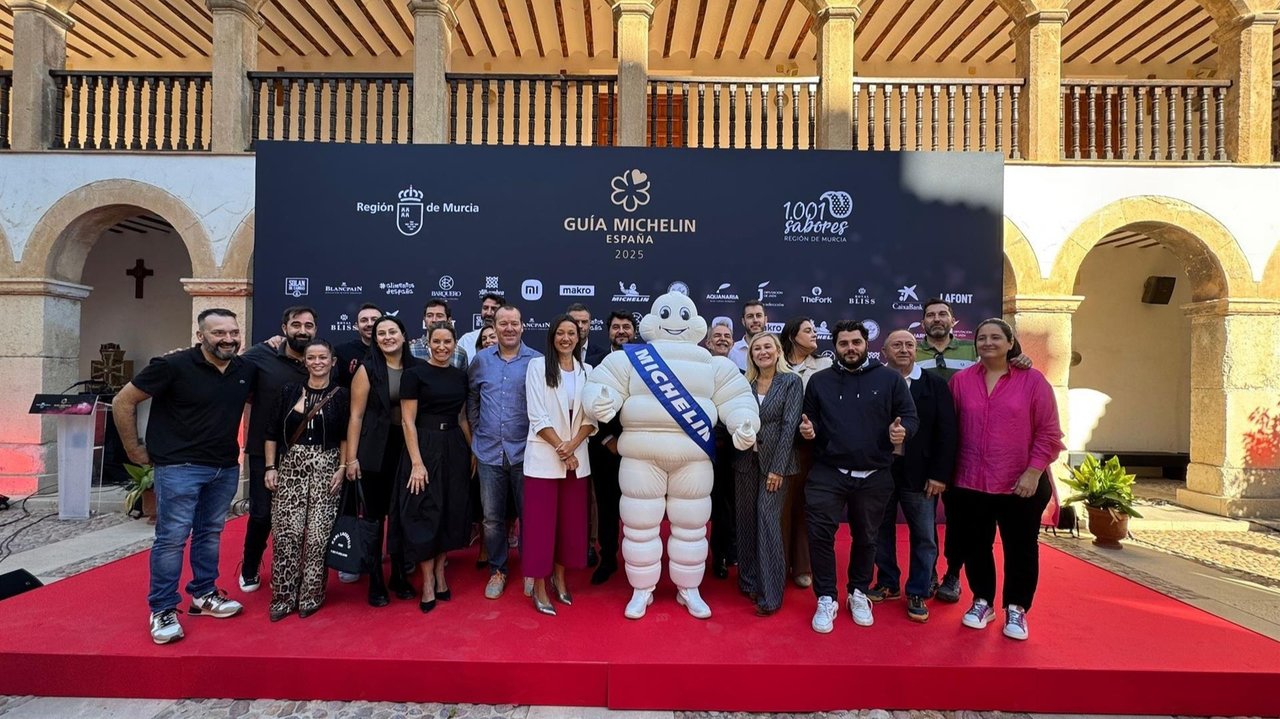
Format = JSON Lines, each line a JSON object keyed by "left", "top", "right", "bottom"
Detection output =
{"left": 728, "top": 337, "right": 750, "bottom": 371}
{"left": 458, "top": 328, "right": 482, "bottom": 367}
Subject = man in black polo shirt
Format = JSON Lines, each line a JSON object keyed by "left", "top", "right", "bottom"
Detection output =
{"left": 335, "top": 302, "right": 382, "bottom": 389}
{"left": 113, "top": 308, "right": 257, "bottom": 645}
{"left": 236, "top": 305, "right": 316, "bottom": 592}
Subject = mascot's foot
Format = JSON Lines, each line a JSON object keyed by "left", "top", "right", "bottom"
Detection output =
{"left": 676, "top": 587, "right": 712, "bottom": 619}
{"left": 624, "top": 588, "right": 655, "bottom": 620}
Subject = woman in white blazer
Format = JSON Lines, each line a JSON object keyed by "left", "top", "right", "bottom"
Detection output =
{"left": 523, "top": 314, "right": 597, "bottom": 615}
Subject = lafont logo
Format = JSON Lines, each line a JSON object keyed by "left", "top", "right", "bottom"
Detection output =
{"left": 610, "top": 169, "right": 651, "bottom": 213}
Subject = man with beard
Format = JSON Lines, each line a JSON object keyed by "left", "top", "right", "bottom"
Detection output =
{"left": 112, "top": 309, "right": 258, "bottom": 644}
{"left": 588, "top": 310, "right": 636, "bottom": 584}
{"left": 336, "top": 303, "right": 382, "bottom": 389}
{"left": 705, "top": 317, "right": 738, "bottom": 578}
{"left": 459, "top": 293, "right": 506, "bottom": 367}
{"left": 409, "top": 299, "right": 469, "bottom": 368}
{"left": 799, "top": 320, "right": 917, "bottom": 633}
{"left": 728, "top": 301, "right": 768, "bottom": 371}
{"left": 236, "top": 306, "right": 318, "bottom": 593}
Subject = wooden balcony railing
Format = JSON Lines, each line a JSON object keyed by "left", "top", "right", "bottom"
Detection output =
{"left": 645, "top": 77, "right": 819, "bottom": 149}
{"left": 0, "top": 71, "right": 10, "bottom": 150}
{"left": 250, "top": 72, "right": 412, "bottom": 147}
{"left": 448, "top": 74, "right": 617, "bottom": 146}
{"left": 51, "top": 71, "right": 212, "bottom": 151}
{"left": 1061, "top": 79, "right": 1230, "bottom": 162}
{"left": 852, "top": 78, "right": 1023, "bottom": 158}
{"left": 1272, "top": 81, "right": 1279, "bottom": 163}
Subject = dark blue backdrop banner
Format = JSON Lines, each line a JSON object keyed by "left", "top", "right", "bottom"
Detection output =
{"left": 254, "top": 143, "right": 1004, "bottom": 358}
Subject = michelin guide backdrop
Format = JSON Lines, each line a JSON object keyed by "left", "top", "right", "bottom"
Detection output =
{"left": 254, "top": 143, "right": 1003, "bottom": 357}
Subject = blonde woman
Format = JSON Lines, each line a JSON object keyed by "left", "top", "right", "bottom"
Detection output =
{"left": 734, "top": 333, "right": 803, "bottom": 616}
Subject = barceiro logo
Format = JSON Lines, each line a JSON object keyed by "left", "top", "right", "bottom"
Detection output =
{"left": 610, "top": 169, "right": 651, "bottom": 213}
{"left": 397, "top": 186, "right": 424, "bottom": 236}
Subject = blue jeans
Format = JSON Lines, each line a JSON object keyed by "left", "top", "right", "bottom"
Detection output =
{"left": 872, "top": 486, "right": 938, "bottom": 598}
{"left": 478, "top": 461, "right": 524, "bottom": 575}
{"left": 148, "top": 463, "right": 241, "bottom": 613}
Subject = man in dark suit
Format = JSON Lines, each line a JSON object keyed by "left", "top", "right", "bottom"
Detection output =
{"left": 865, "top": 329, "right": 957, "bottom": 623}
{"left": 586, "top": 310, "right": 636, "bottom": 583}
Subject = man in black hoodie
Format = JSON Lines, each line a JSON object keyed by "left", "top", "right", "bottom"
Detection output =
{"left": 799, "top": 320, "right": 917, "bottom": 633}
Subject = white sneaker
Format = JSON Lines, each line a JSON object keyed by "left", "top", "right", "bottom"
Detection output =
{"left": 188, "top": 590, "right": 243, "bottom": 618}
{"left": 1003, "top": 604, "right": 1029, "bottom": 640}
{"left": 675, "top": 587, "right": 712, "bottom": 619}
{"left": 624, "top": 587, "right": 655, "bottom": 619}
{"left": 149, "top": 609, "right": 184, "bottom": 644}
{"left": 338, "top": 571, "right": 360, "bottom": 584}
{"left": 962, "top": 599, "right": 996, "bottom": 629}
{"left": 811, "top": 595, "right": 838, "bottom": 634}
{"left": 237, "top": 572, "right": 260, "bottom": 593}
{"left": 847, "top": 589, "right": 874, "bottom": 626}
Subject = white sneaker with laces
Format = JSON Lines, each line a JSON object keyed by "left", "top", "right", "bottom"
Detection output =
{"left": 149, "top": 609, "right": 184, "bottom": 644}
{"left": 847, "top": 589, "right": 874, "bottom": 626}
{"left": 676, "top": 587, "right": 712, "bottom": 619}
{"left": 962, "top": 599, "right": 996, "bottom": 629}
{"left": 624, "top": 587, "right": 655, "bottom": 619}
{"left": 238, "top": 573, "right": 260, "bottom": 593}
{"left": 1003, "top": 604, "right": 1029, "bottom": 640}
{"left": 189, "top": 590, "right": 243, "bottom": 618}
{"left": 811, "top": 595, "right": 838, "bottom": 634}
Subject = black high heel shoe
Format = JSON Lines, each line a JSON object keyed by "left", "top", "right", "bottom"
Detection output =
{"left": 419, "top": 597, "right": 437, "bottom": 614}
{"left": 435, "top": 587, "right": 452, "bottom": 602}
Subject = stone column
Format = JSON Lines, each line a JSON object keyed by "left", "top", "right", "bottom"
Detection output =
{"left": 182, "top": 279, "right": 254, "bottom": 341}
{"left": 813, "top": 5, "right": 859, "bottom": 150}
{"left": 1011, "top": 9, "right": 1068, "bottom": 163}
{"left": 10, "top": 0, "right": 73, "bottom": 151}
{"left": 208, "top": 0, "right": 262, "bottom": 153}
{"left": 1214, "top": 12, "right": 1280, "bottom": 165}
{"left": 410, "top": 0, "right": 456, "bottom": 144}
{"left": 612, "top": 0, "right": 655, "bottom": 147}
{"left": 1004, "top": 294, "right": 1083, "bottom": 476}
{"left": 0, "top": 279, "right": 91, "bottom": 495}
{"left": 1178, "top": 299, "right": 1280, "bottom": 518}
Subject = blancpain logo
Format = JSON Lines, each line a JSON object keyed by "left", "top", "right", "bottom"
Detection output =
{"left": 706, "top": 282, "right": 740, "bottom": 304}
{"left": 380, "top": 281, "right": 415, "bottom": 296}
{"left": 325, "top": 282, "right": 363, "bottom": 295}
{"left": 802, "top": 286, "right": 833, "bottom": 304}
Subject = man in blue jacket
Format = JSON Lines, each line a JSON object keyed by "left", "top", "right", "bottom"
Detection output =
{"left": 799, "top": 320, "right": 917, "bottom": 634}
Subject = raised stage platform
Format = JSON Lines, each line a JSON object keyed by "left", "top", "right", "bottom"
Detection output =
{"left": 1, "top": 517, "right": 1278, "bottom": 715}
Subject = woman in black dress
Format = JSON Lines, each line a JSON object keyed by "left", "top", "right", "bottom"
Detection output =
{"left": 397, "top": 321, "right": 474, "bottom": 613}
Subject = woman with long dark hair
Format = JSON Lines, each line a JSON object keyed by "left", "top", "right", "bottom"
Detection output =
{"left": 778, "top": 316, "right": 832, "bottom": 589}
{"left": 948, "top": 318, "right": 1063, "bottom": 641}
{"left": 263, "top": 338, "right": 349, "bottom": 621}
{"left": 396, "top": 322, "right": 474, "bottom": 613}
{"left": 345, "top": 315, "right": 420, "bottom": 606}
{"left": 522, "top": 315, "right": 595, "bottom": 615}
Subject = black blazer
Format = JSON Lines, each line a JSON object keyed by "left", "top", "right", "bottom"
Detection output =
{"left": 585, "top": 343, "right": 610, "bottom": 369}
{"left": 354, "top": 353, "right": 422, "bottom": 468}
{"left": 892, "top": 368, "right": 958, "bottom": 491}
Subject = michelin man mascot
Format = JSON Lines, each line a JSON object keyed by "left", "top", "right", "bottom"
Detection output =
{"left": 583, "top": 291, "right": 759, "bottom": 619}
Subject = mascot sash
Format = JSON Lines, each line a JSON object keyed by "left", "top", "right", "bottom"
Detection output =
{"left": 624, "top": 343, "right": 716, "bottom": 460}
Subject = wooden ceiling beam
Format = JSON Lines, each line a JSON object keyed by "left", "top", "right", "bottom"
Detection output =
{"left": 294, "top": 0, "right": 354, "bottom": 57}
{"left": 70, "top": 5, "right": 149, "bottom": 58}
{"left": 323, "top": 0, "right": 377, "bottom": 56}
{"left": 495, "top": 0, "right": 522, "bottom": 57}
{"left": 353, "top": 1, "right": 402, "bottom": 56}
{"left": 960, "top": 16, "right": 1010, "bottom": 63}
{"left": 120, "top": 0, "right": 207, "bottom": 57}
{"left": 259, "top": 11, "right": 304, "bottom": 55}
{"left": 765, "top": 0, "right": 795, "bottom": 59}
{"left": 714, "top": 0, "right": 737, "bottom": 60}
{"left": 913, "top": 0, "right": 975, "bottom": 63}
{"left": 582, "top": 0, "right": 594, "bottom": 57}
{"left": 98, "top": 0, "right": 187, "bottom": 57}
{"left": 66, "top": 24, "right": 118, "bottom": 58}
{"left": 862, "top": 0, "right": 914, "bottom": 62}
{"left": 267, "top": 0, "right": 331, "bottom": 57}
{"left": 1167, "top": 35, "right": 1211, "bottom": 64}
{"left": 73, "top": 3, "right": 161, "bottom": 58}
{"left": 1087, "top": 0, "right": 1192, "bottom": 65}
{"left": 157, "top": 0, "right": 212, "bottom": 43}
{"left": 1064, "top": 0, "right": 1148, "bottom": 64}
{"left": 380, "top": 0, "right": 414, "bottom": 48}
{"left": 1138, "top": 14, "right": 1210, "bottom": 64}
{"left": 1117, "top": 5, "right": 1199, "bottom": 63}
{"left": 888, "top": 0, "right": 943, "bottom": 63}
{"left": 523, "top": 0, "right": 546, "bottom": 57}
{"left": 690, "top": 0, "right": 708, "bottom": 58}
{"left": 788, "top": 14, "right": 813, "bottom": 60}
{"left": 553, "top": 0, "right": 567, "bottom": 58}
{"left": 1063, "top": 0, "right": 1120, "bottom": 45}
{"left": 937, "top": 4, "right": 994, "bottom": 63}
{"left": 664, "top": 0, "right": 679, "bottom": 58}
{"left": 738, "top": 0, "right": 765, "bottom": 60}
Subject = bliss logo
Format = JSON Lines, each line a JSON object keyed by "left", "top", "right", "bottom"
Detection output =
{"left": 285, "top": 277, "right": 309, "bottom": 298}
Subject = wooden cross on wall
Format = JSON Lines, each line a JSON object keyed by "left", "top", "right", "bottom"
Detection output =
{"left": 125, "top": 258, "right": 154, "bottom": 299}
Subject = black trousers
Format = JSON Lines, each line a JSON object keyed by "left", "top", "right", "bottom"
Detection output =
{"left": 939, "top": 489, "right": 963, "bottom": 578}
{"left": 804, "top": 464, "right": 893, "bottom": 600}
{"left": 947, "top": 474, "right": 1052, "bottom": 611}
{"left": 359, "top": 427, "right": 404, "bottom": 522}
{"left": 241, "top": 453, "right": 270, "bottom": 577}
{"left": 588, "top": 439, "right": 622, "bottom": 567}
{"left": 710, "top": 445, "right": 737, "bottom": 565}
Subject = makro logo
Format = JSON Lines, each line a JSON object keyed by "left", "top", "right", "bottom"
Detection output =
{"left": 802, "top": 286, "right": 833, "bottom": 304}
{"left": 848, "top": 287, "right": 877, "bottom": 306}
{"left": 706, "top": 282, "right": 740, "bottom": 304}
{"left": 285, "top": 277, "right": 309, "bottom": 298}
{"left": 380, "top": 281, "right": 415, "bottom": 296}
{"left": 782, "top": 190, "right": 853, "bottom": 244}
{"left": 893, "top": 283, "right": 922, "bottom": 311}
{"left": 765, "top": 322, "right": 785, "bottom": 333}
{"left": 521, "top": 279, "right": 543, "bottom": 301}
{"left": 613, "top": 282, "right": 650, "bottom": 303}
{"left": 560, "top": 284, "right": 595, "bottom": 297}
{"left": 325, "top": 282, "right": 362, "bottom": 295}
{"left": 610, "top": 169, "right": 650, "bottom": 213}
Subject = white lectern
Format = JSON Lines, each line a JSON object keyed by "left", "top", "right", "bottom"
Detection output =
{"left": 29, "top": 394, "right": 99, "bottom": 520}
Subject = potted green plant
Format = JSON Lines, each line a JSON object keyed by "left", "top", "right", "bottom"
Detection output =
{"left": 1062, "top": 454, "right": 1143, "bottom": 549}
{"left": 123, "top": 463, "right": 156, "bottom": 521}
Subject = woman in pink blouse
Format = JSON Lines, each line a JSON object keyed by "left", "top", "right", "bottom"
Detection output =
{"left": 947, "top": 318, "right": 1064, "bottom": 641}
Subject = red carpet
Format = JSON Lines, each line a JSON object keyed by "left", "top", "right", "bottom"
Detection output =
{"left": 2, "top": 517, "right": 1279, "bottom": 715}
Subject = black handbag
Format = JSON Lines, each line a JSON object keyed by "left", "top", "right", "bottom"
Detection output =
{"left": 325, "top": 480, "right": 373, "bottom": 574}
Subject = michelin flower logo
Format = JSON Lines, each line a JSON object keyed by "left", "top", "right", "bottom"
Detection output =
{"left": 610, "top": 169, "right": 651, "bottom": 213}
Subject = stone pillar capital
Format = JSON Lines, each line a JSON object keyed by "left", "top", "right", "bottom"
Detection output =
{"left": 1182, "top": 297, "right": 1280, "bottom": 319}
{"left": 816, "top": 5, "right": 862, "bottom": 23}
{"left": 181, "top": 278, "right": 253, "bottom": 297}
{"left": 206, "top": 0, "right": 264, "bottom": 26}
{"left": 0, "top": 278, "right": 92, "bottom": 300}
{"left": 1211, "top": 11, "right": 1280, "bottom": 43}
{"left": 9, "top": 0, "right": 74, "bottom": 30}
{"left": 409, "top": 0, "right": 458, "bottom": 25}
{"left": 1003, "top": 294, "right": 1084, "bottom": 315}
{"left": 610, "top": 0, "right": 656, "bottom": 22}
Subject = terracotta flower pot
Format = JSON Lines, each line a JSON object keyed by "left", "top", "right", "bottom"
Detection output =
{"left": 1086, "top": 506, "right": 1128, "bottom": 549}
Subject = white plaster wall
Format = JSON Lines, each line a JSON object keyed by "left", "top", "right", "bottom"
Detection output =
{"left": 1067, "top": 243, "right": 1193, "bottom": 454}
{"left": 77, "top": 228, "right": 194, "bottom": 380}
{"left": 0, "top": 153, "right": 254, "bottom": 268}
{"left": 1004, "top": 164, "right": 1280, "bottom": 282}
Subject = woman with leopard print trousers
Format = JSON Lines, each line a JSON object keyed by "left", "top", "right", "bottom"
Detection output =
{"left": 264, "top": 338, "right": 350, "bottom": 622}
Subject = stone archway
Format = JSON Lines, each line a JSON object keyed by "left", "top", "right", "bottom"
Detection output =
{"left": 1003, "top": 216, "right": 1043, "bottom": 300}
{"left": 1260, "top": 239, "right": 1280, "bottom": 298}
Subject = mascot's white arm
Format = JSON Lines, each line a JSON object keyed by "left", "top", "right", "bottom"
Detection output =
{"left": 710, "top": 356, "right": 759, "bottom": 451}
{"left": 582, "top": 350, "right": 633, "bottom": 425}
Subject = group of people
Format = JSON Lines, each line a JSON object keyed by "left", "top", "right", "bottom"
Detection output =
{"left": 114, "top": 288, "right": 1063, "bottom": 646}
